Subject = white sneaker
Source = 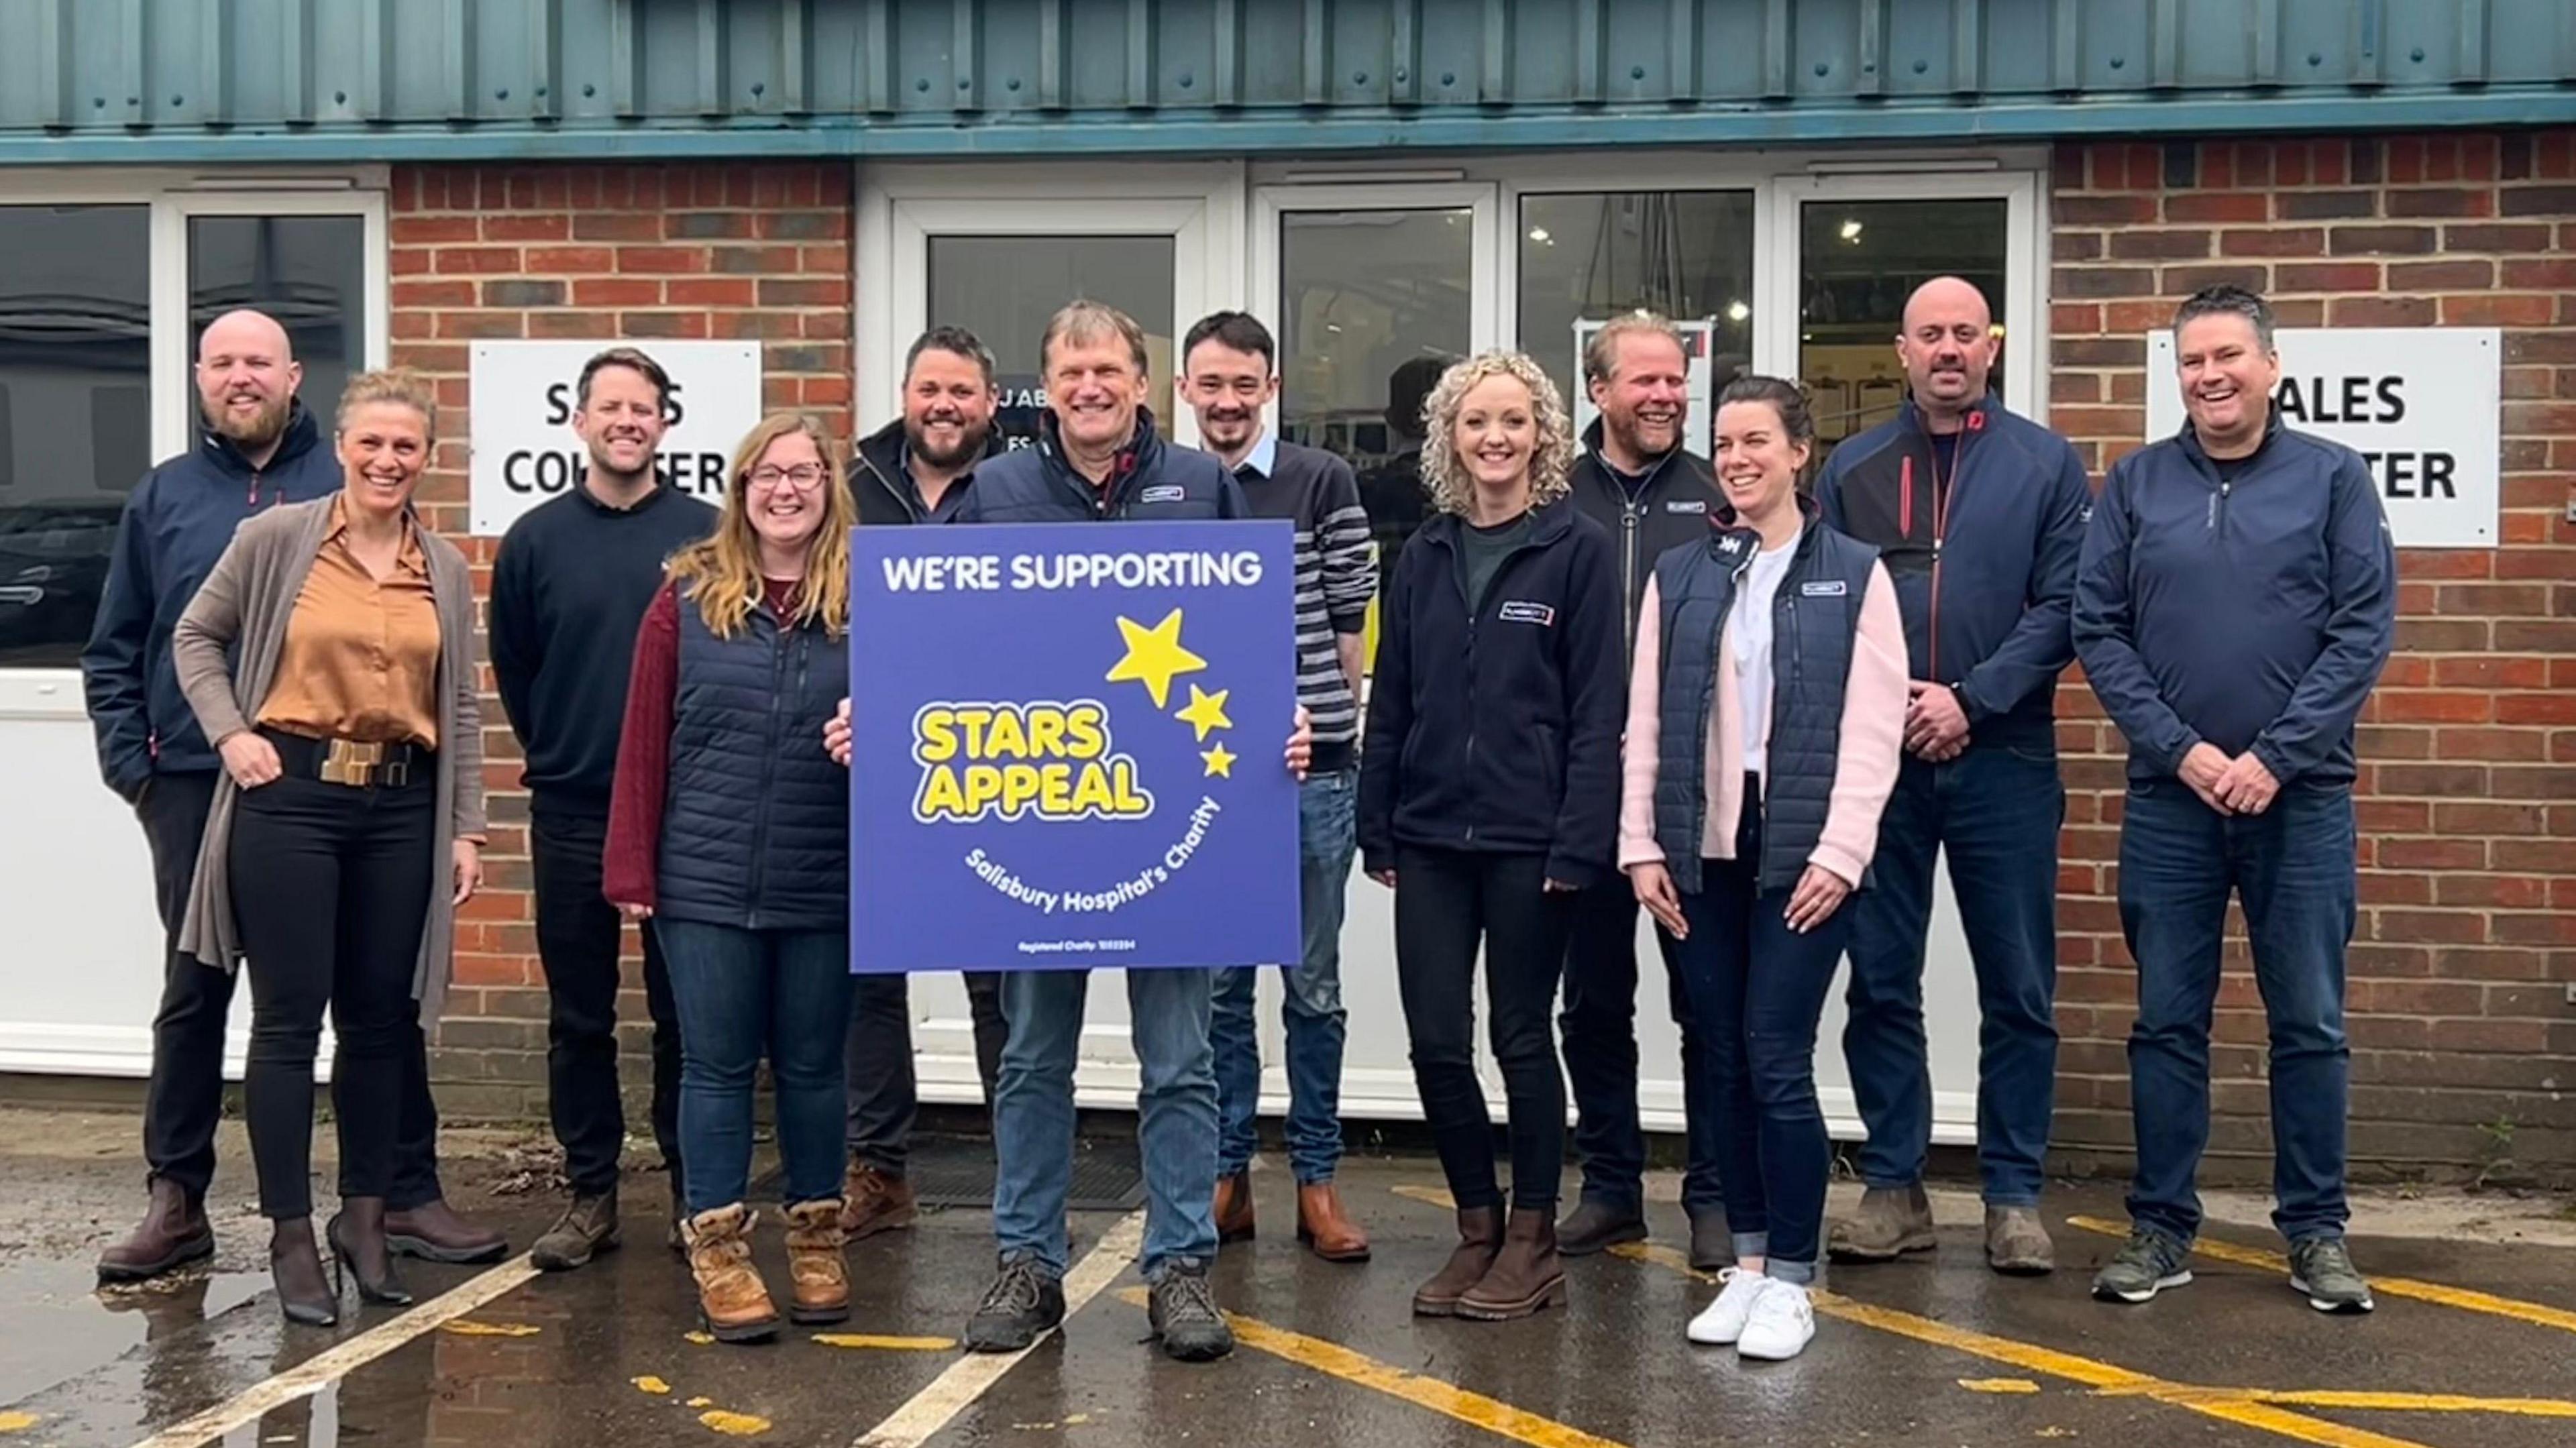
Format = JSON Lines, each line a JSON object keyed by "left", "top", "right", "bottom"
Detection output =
{"left": 1686, "top": 1268, "right": 1770, "bottom": 1345}
{"left": 1736, "top": 1279, "right": 1816, "bottom": 1361}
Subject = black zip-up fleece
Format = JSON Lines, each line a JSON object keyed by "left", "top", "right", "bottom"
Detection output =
{"left": 1566, "top": 420, "right": 1724, "bottom": 665}
{"left": 850, "top": 416, "right": 1007, "bottom": 526}
{"left": 1356, "top": 497, "right": 1626, "bottom": 888}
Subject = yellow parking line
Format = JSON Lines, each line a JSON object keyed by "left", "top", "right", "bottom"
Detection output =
{"left": 2093, "top": 1386, "right": 2576, "bottom": 1418}
{"left": 2065, "top": 1215, "right": 2576, "bottom": 1337}
{"left": 1612, "top": 1242, "right": 2434, "bottom": 1448}
{"left": 1392, "top": 1184, "right": 1456, "bottom": 1210}
{"left": 1112, "top": 1289, "right": 1626, "bottom": 1448}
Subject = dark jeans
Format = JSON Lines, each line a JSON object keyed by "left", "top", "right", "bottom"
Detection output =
{"left": 228, "top": 772, "right": 437, "bottom": 1221}
{"left": 845, "top": 970, "right": 1008, "bottom": 1175}
{"left": 1668, "top": 800, "right": 1847, "bottom": 1285}
{"left": 1841, "top": 744, "right": 2064, "bottom": 1205}
{"left": 2120, "top": 778, "right": 2357, "bottom": 1247}
{"left": 136, "top": 771, "right": 445, "bottom": 1209}
{"left": 1212, "top": 767, "right": 1358, "bottom": 1184}
{"left": 1393, "top": 846, "right": 1573, "bottom": 1213}
{"left": 657, "top": 920, "right": 853, "bottom": 1213}
{"left": 1559, "top": 883, "right": 1723, "bottom": 1215}
{"left": 532, "top": 805, "right": 682, "bottom": 1197}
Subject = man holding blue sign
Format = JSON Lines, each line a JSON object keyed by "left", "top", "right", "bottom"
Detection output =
{"left": 837, "top": 301, "right": 1308, "bottom": 1364}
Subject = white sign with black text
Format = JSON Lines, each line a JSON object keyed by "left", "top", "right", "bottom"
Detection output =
{"left": 468, "top": 341, "right": 765, "bottom": 536}
{"left": 2144, "top": 327, "right": 2498, "bottom": 547}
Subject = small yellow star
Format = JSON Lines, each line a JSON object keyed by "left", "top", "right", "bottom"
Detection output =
{"left": 1200, "top": 742, "right": 1237, "bottom": 778}
{"left": 1104, "top": 608, "right": 1206, "bottom": 710}
{"left": 1174, "top": 684, "right": 1234, "bottom": 742}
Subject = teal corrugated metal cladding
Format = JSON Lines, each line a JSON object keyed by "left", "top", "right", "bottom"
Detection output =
{"left": 0, "top": 0, "right": 2570, "bottom": 160}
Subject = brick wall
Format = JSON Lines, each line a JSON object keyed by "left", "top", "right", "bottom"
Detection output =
{"left": 388, "top": 162, "right": 855, "bottom": 1120}
{"left": 2047, "top": 129, "right": 2576, "bottom": 1184}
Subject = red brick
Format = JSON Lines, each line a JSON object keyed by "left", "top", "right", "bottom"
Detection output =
{"left": 2388, "top": 260, "right": 2496, "bottom": 289}
{"left": 615, "top": 247, "right": 710, "bottom": 275}
{"left": 2165, "top": 192, "right": 2270, "bottom": 223}
{"left": 523, "top": 246, "right": 616, "bottom": 273}
{"left": 2112, "top": 229, "right": 2214, "bottom": 260}
{"left": 392, "top": 215, "right": 480, "bottom": 245}
{"left": 483, "top": 213, "right": 571, "bottom": 242}
{"left": 666, "top": 278, "right": 759, "bottom": 307}
{"left": 2446, "top": 294, "right": 2559, "bottom": 327}
{"left": 2328, "top": 296, "right": 2440, "bottom": 326}
{"left": 2219, "top": 228, "right": 2324, "bottom": 257}
{"left": 572, "top": 278, "right": 662, "bottom": 307}
{"left": 2274, "top": 262, "right": 2382, "bottom": 292}
{"left": 433, "top": 247, "right": 524, "bottom": 274}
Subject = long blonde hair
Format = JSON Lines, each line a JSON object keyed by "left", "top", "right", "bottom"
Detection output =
{"left": 1417, "top": 350, "right": 1577, "bottom": 516}
{"left": 667, "top": 412, "right": 855, "bottom": 638}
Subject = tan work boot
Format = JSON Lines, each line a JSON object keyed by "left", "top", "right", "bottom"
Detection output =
{"left": 1984, "top": 1205, "right": 2056, "bottom": 1276}
{"left": 1295, "top": 1182, "right": 1371, "bottom": 1263}
{"left": 1457, "top": 1209, "right": 1567, "bottom": 1321}
{"left": 684, "top": 1204, "right": 780, "bottom": 1343}
{"left": 1411, "top": 1205, "right": 1505, "bottom": 1317}
{"left": 839, "top": 1163, "right": 918, "bottom": 1241}
{"left": 1214, "top": 1170, "right": 1256, "bottom": 1244}
{"left": 1827, "top": 1183, "right": 1937, "bottom": 1262}
{"left": 783, "top": 1199, "right": 851, "bottom": 1325}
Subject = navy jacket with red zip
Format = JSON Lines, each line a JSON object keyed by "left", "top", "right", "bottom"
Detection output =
{"left": 1812, "top": 394, "right": 2092, "bottom": 750}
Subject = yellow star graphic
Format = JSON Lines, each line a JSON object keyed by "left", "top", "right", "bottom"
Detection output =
{"left": 1104, "top": 608, "right": 1206, "bottom": 710}
{"left": 1174, "top": 684, "right": 1234, "bottom": 742}
{"left": 1200, "top": 742, "right": 1237, "bottom": 779}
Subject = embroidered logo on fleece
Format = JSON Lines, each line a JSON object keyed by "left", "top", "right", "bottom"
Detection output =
{"left": 1497, "top": 601, "right": 1556, "bottom": 626}
{"left": 1799, "top": 581, "right": 1847, "bottom": 597}
{"left": 1138, "top": 484, "right": 1186, "bottom": 504}
{"left": 1664, "top": 499, "right": 1708, "bottom": 514}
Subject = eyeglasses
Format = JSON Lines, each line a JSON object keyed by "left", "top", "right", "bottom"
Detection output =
{"left": 746, "top": 463, "right": 827, "bottom": 492}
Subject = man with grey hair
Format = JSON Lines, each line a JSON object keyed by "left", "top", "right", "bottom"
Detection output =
{"left": 1554, "top": 309, "right": 1732, "bottom": 1266}
{"left": 84, "top": 309, "right": 504, "bottom": 1281}
{"left": 2074, "top": 283, "right": 2396, "bottom": 1315}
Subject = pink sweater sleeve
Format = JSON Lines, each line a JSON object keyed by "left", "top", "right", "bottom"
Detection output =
{"left": 1617, "top": 575, "right": 1666, "bottom": 870}
{"left": 1810, "top": 561, "right": 1909, "bottom": 889}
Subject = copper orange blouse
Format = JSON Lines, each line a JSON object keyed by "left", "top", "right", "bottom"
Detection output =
{"left": 254, "top": 497, "right": 443, "bottom": 749}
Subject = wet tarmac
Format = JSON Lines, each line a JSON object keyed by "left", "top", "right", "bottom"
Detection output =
{"left": 4, "top": 1109, "right": 2574, "bottom": 1448}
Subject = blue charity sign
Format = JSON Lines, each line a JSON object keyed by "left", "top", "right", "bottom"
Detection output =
{"left": 849, "top": 519, "right": 1302, "bottom": 974}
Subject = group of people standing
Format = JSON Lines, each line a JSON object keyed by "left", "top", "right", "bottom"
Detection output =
{"left": 82, "top": 273, "right": 2394, "bottom": 1369}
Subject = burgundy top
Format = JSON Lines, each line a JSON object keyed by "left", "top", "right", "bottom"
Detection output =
{"left": 602, "top": 578, "right": 802, "bottom": 910}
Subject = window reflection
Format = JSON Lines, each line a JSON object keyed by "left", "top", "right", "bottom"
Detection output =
{"left": 1796, "top": 199, "right": 2008, "bottom": 461}
{"left": 0, "top": 205, "right": 151, "bottom": 668}
{"left": 189, "top": 215, "right": 367, "bottom": 440}
{"left": 926, "top": 235, "right": 1177, "bottom": 450}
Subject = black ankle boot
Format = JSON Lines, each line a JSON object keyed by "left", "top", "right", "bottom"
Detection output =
{"left": 270, "top": 1218, "right": 339, "bottom": 1327}
{"left": 327, "top": 1199, "right": 413, "bottom": 1306}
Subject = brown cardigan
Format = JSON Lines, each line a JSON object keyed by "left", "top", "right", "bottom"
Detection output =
{"left": 170, "top": 495, "right": 487, "bottom": 1025}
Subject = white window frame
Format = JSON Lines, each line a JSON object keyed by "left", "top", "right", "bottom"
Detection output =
{"left": 0, "top": 166, "right": 389, "bottom": 704}
{"left": 855, "top": 160, "right": 1245, "bottom": 446}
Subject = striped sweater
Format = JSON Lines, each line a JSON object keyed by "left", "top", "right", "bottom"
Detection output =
{"left": 1238, "top": 437, "right": 1377, "bottom": 773}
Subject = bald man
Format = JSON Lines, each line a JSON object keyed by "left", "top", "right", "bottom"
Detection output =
{"left": 1811, "top": 278, "right": 2093, "bottom": 1276}
{"left": 83, "top": 310, "right": 504, "bottom": 1281}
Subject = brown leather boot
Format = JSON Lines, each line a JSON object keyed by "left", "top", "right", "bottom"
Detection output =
{"left": 1411, "top": 1205, "right": 1505, "bottom": 1317}
{"left": 838, "top": 1163, "right": 918, "bottom": 1241}
{"left": 1456, "top": 1209, "right": 1567, "bottom": 1321}
{"left": 683, "top": 1204, "right": 779, "bottom": 1343}
{"left": 97, "top": 1178, "right": 215, "bottom": 1284}
{"left": 783, "top": 1199, "right": 851, "bottom": 1325}
{"left": 1214, "top": 1171, "right": 1256, "bottom": 1244}
{"left": 383, "top": 1199, "right": 508, "bottom": 1264}
{"left": 1295, "top": 1182, "right": 1371, "bottom": 1263}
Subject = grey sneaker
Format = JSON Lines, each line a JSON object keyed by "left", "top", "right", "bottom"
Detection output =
{"left": 1146, "top": 1265, "right": 1235, "bottom": 1362}
{"left": 963, "top": 1256, "right": 1067, "bottom": 1353}
{"left": 1827, "top": 1184, "right": 1937, "bottom": 1263}
{"left": 1983, "top": 1205, "right": 2055, "bottom": 1276}
{"left": 2288, "top": 1237, "right": 2375, "bottom": 1315}
{"left": 2090, "top": 1229, "right": 2193, "bottom": 1304}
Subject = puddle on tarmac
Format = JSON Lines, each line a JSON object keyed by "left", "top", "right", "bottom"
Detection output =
{"left": 216, "top": 1380, "right": 339, "bottom": 1447}
{"left": 0, "top": 1259, "right": 270, "bottom": 1405}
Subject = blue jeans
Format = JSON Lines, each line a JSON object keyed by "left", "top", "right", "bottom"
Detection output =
{"left": 1211, "top": 769, "right": 1356, "bottom": 1184}
{"left": 657, "top": 920, "right": 855, "bottom": 1214}
{"left": 1842, "top": 744, "right": 2064, "bottom": 1205}
{"left": 994, "top": 966, "right": 1218, "bottom": 1282}
{"left": 2119, "top": 778, "right": 2357, "bottom": 1247}
{"left": 1668, "top": 831, "right": 1847, "bottom": 1285}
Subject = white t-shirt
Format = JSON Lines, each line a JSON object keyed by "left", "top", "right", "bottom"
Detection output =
{"left": 1729, "top": 538, "right": 1799, "bottom": 779}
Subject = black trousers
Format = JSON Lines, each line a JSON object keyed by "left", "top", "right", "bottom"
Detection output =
{"left": 138, "top": 770, "right": 443, "bottom": 1208}
{"left": 532, "top": 805, "right": 683, "bottom": 1197}
{"left": 228, "top": 770, "right": 436, "bottom": 1221}
{"left": 1558, "top": 883, "right": 1726, "bottom": 1215}
{"left": 1393, "top": 846, "right": 1574, "bottom": 1212}
{"left": 845, "top": 971, "right": 1008, "bottom": 1174}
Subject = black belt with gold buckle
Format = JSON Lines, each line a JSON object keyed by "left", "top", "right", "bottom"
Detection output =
{"left": 258, "top": 728, "right": 431, "bottom": 789}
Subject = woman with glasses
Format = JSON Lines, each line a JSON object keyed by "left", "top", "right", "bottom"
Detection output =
{"left": 605, "top": 413, "right": 858, "bottom": 1343}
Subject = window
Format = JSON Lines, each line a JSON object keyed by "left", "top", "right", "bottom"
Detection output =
{"left": 0, "top": 206, "right": 152, "bottom": 667}
{"left": 1517, "top": 190, "right": 1757, "bottom": 453}
{"left": 0, "top": 182, "right": 384, "bottom": 673}
{"left": 926, "top": 234, "right": 1178, "bottom": 451}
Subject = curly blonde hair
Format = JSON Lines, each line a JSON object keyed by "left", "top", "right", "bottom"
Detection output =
{"left": 1417, "top": 350, "right": 1577, "bottom": 516}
